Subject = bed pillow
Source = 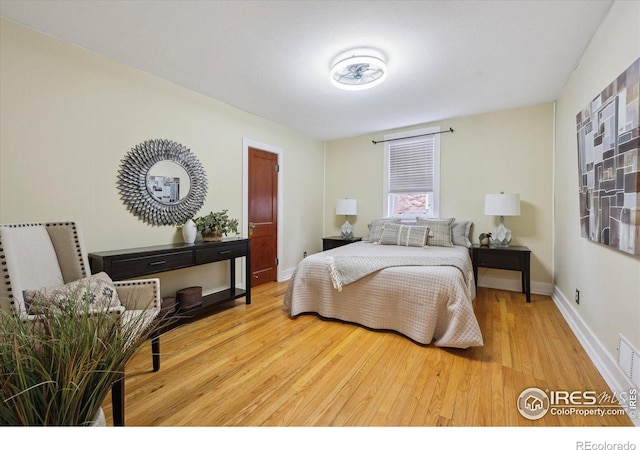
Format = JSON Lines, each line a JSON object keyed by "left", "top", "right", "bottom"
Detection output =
{"left": 417, "top": 218, "right": 455, "bottom": 247}
{"left": 379, "top": 223, "right": 429, "bottom": 247}
{"left": 365, "top": 218, "right": 401, "bottom": 242}
{"left": 23, "top": 272, "right": 121, "bottom": 314}
{"left": 451, "top": 221, "right": 473, "bottom": 248}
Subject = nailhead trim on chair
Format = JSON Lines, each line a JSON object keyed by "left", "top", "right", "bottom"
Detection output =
{"left": 117, "top": 280, "right": 160, "bottom": 308}
{"left": 0, "top": 234, "right": 12, "bottom": 315}
{"left": 0, "top": 223, "right": 45, "bottom": 316}
{"left": 46, "top": 222, "right": 89, "bottom": 278}
{"left": 1, "top": 223, "right": 43, "bottom": 227}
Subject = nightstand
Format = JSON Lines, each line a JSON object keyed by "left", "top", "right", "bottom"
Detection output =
{"left": 472, "top": 244, "right": 531, "bottom": 302}
{"left": 322, "top": 236, "right": 362, "bottom": 251}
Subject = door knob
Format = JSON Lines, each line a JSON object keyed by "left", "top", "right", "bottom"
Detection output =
{"left": 249, "top": 222, "right": 256, "bottom": 236}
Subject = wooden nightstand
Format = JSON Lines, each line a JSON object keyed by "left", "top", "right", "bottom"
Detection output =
{"left": 322, "top": 236, "right": 362, "bottom": 251}
{"left": 472, "top": 244, "right": 531, "bottom": 302}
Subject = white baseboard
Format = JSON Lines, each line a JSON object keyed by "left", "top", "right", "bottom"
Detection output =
{"left": 552, "top": 286, "right": 639, "bottom": 427}
{"left": 279, "top": 267, "right": 295, "bottom": 282}
{"left": 477, "top": 276, "right": 553, "bottom": 296}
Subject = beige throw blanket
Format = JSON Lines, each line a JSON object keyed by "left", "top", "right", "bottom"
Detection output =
{"left": 326, "top": 254, "right": 470, "bottom": 291}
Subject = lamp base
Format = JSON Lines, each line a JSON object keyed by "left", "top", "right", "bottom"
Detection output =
{"left": 341, "top": 219, "right": 353, "bottom": 239}
{"left": 492, "top": 217, "right": 512, "bottom": 247}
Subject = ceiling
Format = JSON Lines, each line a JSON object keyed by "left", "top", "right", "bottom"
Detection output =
{"left": 0, "top": 0, "right": 613, "bottom": 141}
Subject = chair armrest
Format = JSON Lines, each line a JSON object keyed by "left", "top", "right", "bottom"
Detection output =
{"left": 113, "top": 278, "right": 161, "bottom": 313}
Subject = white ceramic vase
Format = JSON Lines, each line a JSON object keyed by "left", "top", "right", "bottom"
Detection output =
{"left": 182, "top": 219, "right": 197, "bottom": 244}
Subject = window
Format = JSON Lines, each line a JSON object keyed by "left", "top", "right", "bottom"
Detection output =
{"left": 383, "top": 127, "right": 440, "bottom": 219}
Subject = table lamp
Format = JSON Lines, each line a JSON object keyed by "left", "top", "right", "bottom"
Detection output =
{"left": 336, "top": 198, "right": 357, "bottom": 238}
{"left": 484, "top": 192, "right": 520, "bottom": 247}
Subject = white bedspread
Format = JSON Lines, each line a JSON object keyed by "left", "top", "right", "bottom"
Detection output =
{"left": 284, "top": 241, "right": 483, "bottom": 348}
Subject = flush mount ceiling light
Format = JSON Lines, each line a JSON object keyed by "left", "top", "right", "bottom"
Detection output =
{"left": 330, "top": 55, "right": 387, "bottom": 91}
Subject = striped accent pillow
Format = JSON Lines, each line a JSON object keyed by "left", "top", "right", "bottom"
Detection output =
{"left": 379, "top": 223, "right": 429, "bottom": 247}
{"left": 366, "top": 218, "right": 401, "bottom": 242}
{"left": 417, "top": 218, "right": 455, "bottom": 247}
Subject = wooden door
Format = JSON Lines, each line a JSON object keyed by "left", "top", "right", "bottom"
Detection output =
{"left": 248, "top": 147, "right": 278, "bottom": 286}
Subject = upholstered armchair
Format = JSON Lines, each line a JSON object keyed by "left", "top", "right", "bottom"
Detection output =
{"left": 0, "top": 222, "right": 161, "bottom": 426}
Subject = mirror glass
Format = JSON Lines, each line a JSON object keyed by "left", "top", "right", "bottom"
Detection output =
{"left": 146, "top": 161, "right": 191, "bottom": 204}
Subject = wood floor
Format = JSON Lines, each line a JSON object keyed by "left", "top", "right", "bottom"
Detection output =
{"left": 102, "top": 282, "right": 633, "bottom": 426}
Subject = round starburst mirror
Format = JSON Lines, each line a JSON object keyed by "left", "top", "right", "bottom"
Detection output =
{"left": 117, "top": 139, "right": 207, "bottom": 226}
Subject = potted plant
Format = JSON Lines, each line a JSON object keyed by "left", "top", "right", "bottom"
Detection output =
{"left": 0, "top": 287, "right": 160, "bottom": 426}
{"left": 194, "top": 209, "right": 239, "bottom": 242}
{"left": 479, "top": 232, "right": 492, "bottom": 246}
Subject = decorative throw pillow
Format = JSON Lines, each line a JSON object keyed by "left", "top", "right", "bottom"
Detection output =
{"left": 417, "top": 218, "right": 455, "bottom": 247}
{"left": 365, "top": 218, "right": 401, "bottom": 242}
{"left": 379, "top": 223, "right": 429, "bottom": 247}
{"left": 23, "top": 272, "right": 121, "bottom": 314}
{"left": 451, "top": 221, "right": 473, "bottom": 248}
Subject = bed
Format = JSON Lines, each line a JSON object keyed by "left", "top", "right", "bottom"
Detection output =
{"left": 284, "top": 219, "right": 483, "bottom": 349}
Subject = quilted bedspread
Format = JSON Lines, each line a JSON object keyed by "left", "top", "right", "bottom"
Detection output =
{"left": 284, "top": 241, "right": 483, "bottom": 348}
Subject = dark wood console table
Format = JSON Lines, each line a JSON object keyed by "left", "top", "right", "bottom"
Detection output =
{"left": 88, "top": 238, "right": 251, "bottom": 315}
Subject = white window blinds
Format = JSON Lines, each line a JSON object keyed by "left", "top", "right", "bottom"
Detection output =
{"left": 388, "top": 137, "right": 434, "bottom": 193}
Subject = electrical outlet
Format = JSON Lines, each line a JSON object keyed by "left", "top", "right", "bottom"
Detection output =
{"left": 575, "top": 289, "right": 580, "bottom": 305}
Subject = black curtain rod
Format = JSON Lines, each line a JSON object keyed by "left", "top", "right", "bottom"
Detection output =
{"left": 372, "top": 127, "right": 454, "bottom": 144}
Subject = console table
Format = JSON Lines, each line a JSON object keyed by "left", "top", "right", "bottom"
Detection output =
{"left": 88, "top": 238, "right": 251, "bottom": 315}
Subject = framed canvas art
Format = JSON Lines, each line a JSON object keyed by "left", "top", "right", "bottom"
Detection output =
{"left": 576, "top": 57, "right": 640, "bottom": 256}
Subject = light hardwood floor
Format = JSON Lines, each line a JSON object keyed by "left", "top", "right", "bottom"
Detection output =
{"left": 103, "top": 282, "right": 633, "bottom": 426}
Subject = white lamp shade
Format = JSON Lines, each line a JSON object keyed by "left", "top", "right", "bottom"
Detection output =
{"left": 336, "top": 199, "right": 358, "bottom": 215}
{"left": 485, "top": 193, "right": 520, "bottom": 216}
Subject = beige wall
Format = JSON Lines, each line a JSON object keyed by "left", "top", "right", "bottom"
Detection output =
{"left": 0, "top": 18, "right": 325, "bottom": 297}
{"left": 554, "top": 1, "right": 640, "bottom": 356}
{"left": 325, "top": 103, "right": 554, "bottom": 289}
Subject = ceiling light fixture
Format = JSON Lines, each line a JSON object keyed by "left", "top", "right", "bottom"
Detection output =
{"left": 330, "top": 54, "right": 387, "bottom": 91}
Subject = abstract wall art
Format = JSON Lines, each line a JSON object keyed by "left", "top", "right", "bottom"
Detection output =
{"left": 576, "top": 57, "right": 640, "bottom": 256}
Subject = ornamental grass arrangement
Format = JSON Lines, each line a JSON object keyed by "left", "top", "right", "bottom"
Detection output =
{"left": 0, "top": 287, "right": 161, "bottom": 426}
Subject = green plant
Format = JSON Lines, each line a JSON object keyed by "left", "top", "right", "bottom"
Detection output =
{"left": 479, "top": 232, "right": 492, "bottom": 240}
{"left": 0, "top": 287, "right": 159, "bottom": 426}
{"left": 194, "top": 209, "right": 239, "bottom": 237}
